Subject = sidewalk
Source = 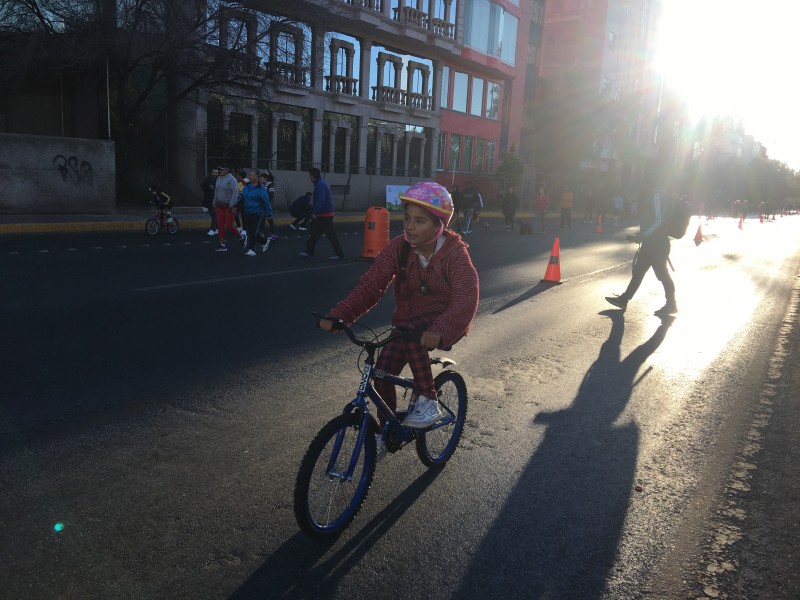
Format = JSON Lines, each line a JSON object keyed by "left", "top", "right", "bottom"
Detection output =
{"left": 0, "top": 207, "right": 533, "bottom": 235}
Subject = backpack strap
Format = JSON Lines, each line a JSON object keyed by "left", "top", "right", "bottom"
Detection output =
{"left": 396, "top": 239, "right": 412, "bottom": 283}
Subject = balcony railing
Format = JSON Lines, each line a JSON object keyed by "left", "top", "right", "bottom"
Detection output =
{"left": 431, "top": 17, "right": 455, "bottom": 39}
{"left": 342, "top": 0, "right": 383, "bottom": 12}
{"left": 265, "top": 60, "right": 310, "bottom": 87}
{"left": 325, "top": 75, "right": 359, "bottom": 96}
{"left": 393, "top": 5, "right": 428, "bottom": 28}
{"left": 371, "top": 86, "right": 433, "bottom": 111}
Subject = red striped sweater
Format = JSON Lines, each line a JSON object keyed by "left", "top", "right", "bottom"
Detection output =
{"left": 329, "top": 233, "right": 479, "bottom": 347}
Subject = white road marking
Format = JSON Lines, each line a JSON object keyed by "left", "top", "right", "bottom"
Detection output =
{"left": 135, "top": 261, "right": 363, "bottom": 292}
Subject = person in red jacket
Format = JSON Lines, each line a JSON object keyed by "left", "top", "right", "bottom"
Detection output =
{"left": 319, "top": 181, "right": 479, "bottom": 430}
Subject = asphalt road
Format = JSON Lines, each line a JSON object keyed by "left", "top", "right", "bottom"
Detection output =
{"left": 1, "top": 215, "right": 799, "bottom": 599}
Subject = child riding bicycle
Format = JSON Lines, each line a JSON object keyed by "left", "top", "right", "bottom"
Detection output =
{"left": 319, "top": 181, "right": 479, "bottom": 429}
{"left": 148, "top": 186, "right": 174, "bottom": 223}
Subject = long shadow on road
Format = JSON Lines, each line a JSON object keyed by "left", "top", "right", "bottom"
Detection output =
{"left": 455, "top": 310, "right": 673, "bottom": 599}
{"left": 229, "top": 468, "right": 441, "bottom": 599}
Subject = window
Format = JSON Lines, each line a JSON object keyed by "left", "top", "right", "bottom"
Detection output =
{"left": 452, "top": 72, "right": 468, "bottom": 112}
{"left": 527, "top": 44, "right": 538, "bottom": 66}
{"left": 464, "top": 0, "right": 519, "bottom": 65}
{"left": 440, "top": 66, "right": 450, "bottom": 109}
{"left": 486, "top": 140, "right": 496, "bottom": 172}
{"left": 438, "top": 132, "right": 447, "bottom": 170}
{"left": 470, "top": 78, "right": 484, "bottom": 117}
{"left": 485, "top": 82, "right": 500, "bottom": 120}
{"left": 463, "top": 136, "right": 474, "bottom": 172}
{"left": 500, "top": 12, "right": 518, "bottom": 64}
{"left": 474, "top": 139, "right": 485, "bottom": 172}
{"left": 449, "top": 134, "right": 462, "bottom": 171}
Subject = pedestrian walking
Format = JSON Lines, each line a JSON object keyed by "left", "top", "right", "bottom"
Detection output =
{"left": 241, "top": 169, "right": 269, "bottom": 256}
{"left": 559, "top": 185, "right": 573, "bottom": 230}
{"left": 258, "top": 171, "right": 278, "bottom": 250}
{"left": 461, "top": 183, "right": 477, "bottom": 233}
{"left": 300, "top": 167, "right": 345, "bottom": 260}
{"left": 212, "top": 164, "right": 247, "bottom": 252}
{"left": 535, "top": 185, "right": 549, "bottom": 233}
{"left": 502, "top": 187, "right": 520, "bottom": 231}
{"left": 200, "top": 167, "right": 218, "bottom": 236}
{"left": 605, "top": 179, "right": 678, "bottom": 316}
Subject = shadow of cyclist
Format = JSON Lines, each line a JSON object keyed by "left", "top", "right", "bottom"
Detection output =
{"left": 228, "top": 468, "right": 441, "bottom": 599}
{"left": 455, "top": 310, "right": 673, "bottom": 599}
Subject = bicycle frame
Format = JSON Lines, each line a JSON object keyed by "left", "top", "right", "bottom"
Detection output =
{"left": 328, "top": 347, "right": 456, "bottom": 482}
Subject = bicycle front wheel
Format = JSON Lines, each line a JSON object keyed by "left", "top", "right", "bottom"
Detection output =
{"left": 294, "top": 413, "right": 376, "bottom": 538}
{"left": 167, "top": 218, "right": 179, "bottom": 234}
{"left": 145, "top": 218, "right": 160, "bottom": 235}
{"left": 416, "top": 370, "right": 468, "bottom": 467}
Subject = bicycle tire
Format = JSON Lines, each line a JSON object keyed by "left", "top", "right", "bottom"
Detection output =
{"left": 145, "top": 218, "right": 160, "bottom": 235}
{"left": 416, "top": 370, "right": 468, "bottom": 467}
{"left": 167, "top": 218, "right": 179, "bottom": 234}
{"left": 294, "top": 413, "right": 376, "bottom": 538}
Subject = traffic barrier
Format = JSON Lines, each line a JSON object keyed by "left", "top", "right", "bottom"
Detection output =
{"left": 360, "top": 206, "right": 390, "bottom": 259}
{"left": 594, "top": 213, "right": 603, "bottom": 233}
{"left": 541, "top": 237, "right": 562, "bottom": 283}
{"left": 694, "top": 224, "right": 703, "bottom": 246}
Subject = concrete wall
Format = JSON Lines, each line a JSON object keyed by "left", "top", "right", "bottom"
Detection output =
{"left": 0, "top": 133, "right": 116, "bottom": 214}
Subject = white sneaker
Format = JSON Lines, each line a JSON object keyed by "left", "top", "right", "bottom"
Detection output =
{"left": 207, "top": 229, "right": 217, "bottom": 236}
{"left": 290, "top": 224, "right": 298, "bottom": 230}
{"left": 240, "top": 231, "right": 247, "bottom": 247}
{"left": 401, "top": 395, "right": 443, "bottom": 429}
{"left": 375, "top": 437, "right": 387, "bottom": 463}
{"left": 298, "top": 226, "right": 308, "bottom": 231}
{"left": 262, "top": 237, "right": 271, "bottom": 252}
{"left": 245, "top": 249, "right": 256, "bottom": 256}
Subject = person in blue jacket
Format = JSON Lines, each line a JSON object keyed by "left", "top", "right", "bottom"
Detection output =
{"left": 300, "top": 167, "right": 345, "bottom": 260}
{"left": 241, "top": 169, "right": 270, "bottom": 256}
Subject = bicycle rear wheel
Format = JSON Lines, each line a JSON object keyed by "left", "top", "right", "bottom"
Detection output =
{"left": 416, "top": 370, "right": 468, "bottom": 467}
{"left": 167, "top": 218, "right": 179, "bottom": 234}
{"left": 294, "top": 413, "right": 376, "bottom": 538}
{"left": 145, "top": 218, "right": 160, "bottom": 235}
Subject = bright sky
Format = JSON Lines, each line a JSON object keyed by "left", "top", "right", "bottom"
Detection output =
{"left": 654, "top": 1, "right": 800, "bottom": 171}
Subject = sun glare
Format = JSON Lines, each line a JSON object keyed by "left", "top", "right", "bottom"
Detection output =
{"left": 654, "top": 1, "right": 800, "bottom": 169}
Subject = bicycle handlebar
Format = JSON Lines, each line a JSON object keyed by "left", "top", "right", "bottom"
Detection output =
{"left": 313, "top": 312, "right": 419, "bottom": 348}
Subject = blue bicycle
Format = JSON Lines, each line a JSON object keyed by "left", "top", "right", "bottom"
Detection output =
{"left": 293, "top": 316, "right": 468, "bottom": 538}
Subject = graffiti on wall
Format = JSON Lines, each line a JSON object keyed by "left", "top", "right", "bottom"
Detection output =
{"left": 53, "top": 155, "right": 94, "bottom": 184}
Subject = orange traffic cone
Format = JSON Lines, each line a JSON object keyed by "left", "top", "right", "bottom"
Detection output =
{"left": 594, "top": 213, "right": 603, "bottom": 233}
{"left": 541, "top": 238, "right": 562, "bottom": 283}
{"left": 694, "top": 224, "right": 703, "bottom": 246}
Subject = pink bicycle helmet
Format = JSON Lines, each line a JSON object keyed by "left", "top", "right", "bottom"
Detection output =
{"left": 399, "top": 182, "right": 455, "bottom": 225}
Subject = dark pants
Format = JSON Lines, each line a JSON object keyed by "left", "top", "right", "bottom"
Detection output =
{"left": 537, "top": 209, "right": 546, "bottom": 232}
{"left": 244, "top": 213, "right": 262, "bottom": 251}
{"left": 306, "top": 216, "right": 344, "bottom": 258}
{"left": 560, "top": 208, "right": 572, "bottom": 229}
{"left": 622, "top": 235, "right": 675, "bottom": 303}
{"left": 204, "top": 203, "right": 217, "bottom": 229}
{"left": 291, "top": 208, "right": 312, "bottom": 228}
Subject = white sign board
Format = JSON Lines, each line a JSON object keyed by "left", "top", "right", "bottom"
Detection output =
{"left": 386, "top": 185, "right": 410, "bottom": 212}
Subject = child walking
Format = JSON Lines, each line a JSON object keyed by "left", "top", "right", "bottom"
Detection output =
{"left": 319, "top": 182, "right": 479, "bottom": 429}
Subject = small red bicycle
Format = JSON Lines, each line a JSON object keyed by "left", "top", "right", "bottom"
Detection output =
{"left": 145, "top": 201, "right": 179, "bottom": 235}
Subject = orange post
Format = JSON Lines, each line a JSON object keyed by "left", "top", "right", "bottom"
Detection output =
{"left": 541, "top": 237, "right": 562, "bottom": 283}
{"left": 694, "top": 224, "right": 703, "bottom": 246}
{"left": 361, "top": 206, "right": 390, "bottom": 259}
{"left": 594, "top": 213, "right": 603, "bottom": 233}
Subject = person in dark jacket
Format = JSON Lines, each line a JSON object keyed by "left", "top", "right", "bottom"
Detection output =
{"left": 289, "top": 192, "right": 313, "bottom": 230}
{"left": 300, "top": 167, "right": 345, "bottom": 260}
{"left": 241, "top": 169, "right": 269, "bottom": 256}
{"left": 502, "top": 187, "right": 520, "bottom": 231}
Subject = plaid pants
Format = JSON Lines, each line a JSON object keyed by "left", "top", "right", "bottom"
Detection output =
{"left": 375, "top": 314, "right": 438, "bottom": 412}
